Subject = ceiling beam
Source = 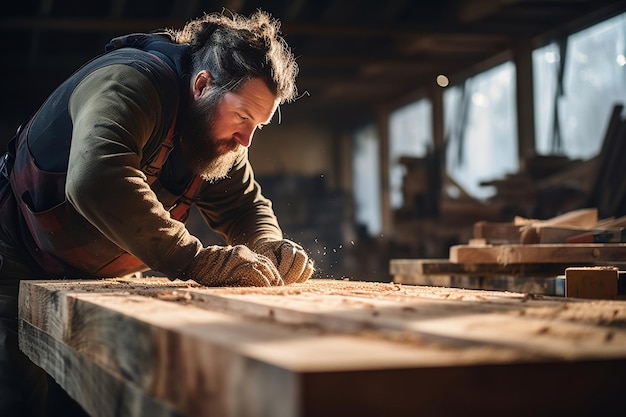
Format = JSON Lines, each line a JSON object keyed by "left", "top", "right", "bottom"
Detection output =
{"left": 0, "top": 17, "right": 512, "bottom": 40}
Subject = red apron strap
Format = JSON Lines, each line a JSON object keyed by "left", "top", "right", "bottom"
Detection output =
{"left": 144, "top": 115, "right": 177, "bottom": 185}
{"left": 169, "top": 174, "right": 204, "bottom": 222}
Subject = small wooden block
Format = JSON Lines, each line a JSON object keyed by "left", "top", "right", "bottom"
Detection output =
{"left": 565, "top": 266, "right": 620, "bottom": 299}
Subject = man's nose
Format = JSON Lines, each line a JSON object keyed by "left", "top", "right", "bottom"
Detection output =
{"left": 233, "top": 127, "right": 255, "bottom": 148}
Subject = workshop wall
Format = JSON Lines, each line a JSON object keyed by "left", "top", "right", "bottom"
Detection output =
{"left": 249, "top": 120, "right": 336, "bottom": 183}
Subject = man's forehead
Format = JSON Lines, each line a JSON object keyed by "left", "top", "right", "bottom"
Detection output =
{"left": 230, "top": 78, "right": 279, "bottom": 122}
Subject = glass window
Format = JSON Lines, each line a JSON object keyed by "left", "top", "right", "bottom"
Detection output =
{"left": 533, "top": 12, "right": 626, "bottom": 159}
{"left": 444, "top": 61, "right": 518, "bottom": 200}
{"left": 388, "top": 99, "right": 433, "bottom": 208}
{"left": 352, "top": 125, "right": 382, "bottom": 236}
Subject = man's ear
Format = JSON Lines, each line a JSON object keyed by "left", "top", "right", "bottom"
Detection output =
{"left": 192, "top": 70, "right": 212, "bottom": 100}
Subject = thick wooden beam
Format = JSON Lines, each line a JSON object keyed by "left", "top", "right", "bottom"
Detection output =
{"left": 20, "top": 320, "right": 185, "bottom": 417}
{"left": 377, "top": 109, "right": 393, "bottom": 237}
{"left": 513, "top": 37, "right": 536, "bottom": 169}
{"left": 0, "top": 17, "right": 512, "bottom": 39}
{"left": 19, "top": 278, "right": 626, "bottom": 417}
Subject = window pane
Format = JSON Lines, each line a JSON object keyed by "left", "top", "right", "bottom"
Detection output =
{"left": 444, "top": 61, "right": 518, "bottom": 200}
{"left": 388, "top": 99, "right": 433, "bottom": 208}
{"left": 534, "top": 12, "right": 626, "bottom": 159}
{"left": 353, "top": 125, "right": 381, "bottom": 236}
{"left": 532, "top": 43, "right": 560, "bottom": 155}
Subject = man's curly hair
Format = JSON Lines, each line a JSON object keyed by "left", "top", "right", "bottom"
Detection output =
{"left": 168, "top": 10, "right": 298, "bottom": 104}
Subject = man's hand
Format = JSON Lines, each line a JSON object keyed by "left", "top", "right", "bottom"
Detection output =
{"left": 253, "top": 239, "right": 314, "bottom": 284}
{"left": 182, "top": 245, "right": 284, "bottom": 287}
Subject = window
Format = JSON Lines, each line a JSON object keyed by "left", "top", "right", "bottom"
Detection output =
{"left": 388, "top": 99, "right": 433, "bottom": 208}
{"left": 444, "top": 61, "right": 518, "bottom": 200}
{"left": 533, "top": 12, "right": 626, "bottom": 159}
{"left": 352, "top": 125, "right": 381, "bottom": 236}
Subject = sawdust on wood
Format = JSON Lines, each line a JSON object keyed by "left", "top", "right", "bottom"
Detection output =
{"left": 141, "top": 277, "right": 626, "bottom": 328}
{"left": 45, "top": 276, "right": 626, "bottom": 329}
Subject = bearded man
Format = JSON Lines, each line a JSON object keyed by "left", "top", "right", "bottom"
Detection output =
{"left": 0, "top": 10, "right": 313, "bottom": 417}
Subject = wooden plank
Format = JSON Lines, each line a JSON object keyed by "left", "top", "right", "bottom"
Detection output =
{"left": 473, "top": 210, "right": 604, "bottom": 244}
{"left": 19, "top": 281, "right": 305, "bottom": 417}
{"left": 449, "top": 243, "right": 626, "bottom": 264}
{"left": 390, "top": 258, "right": 571, "bottom": 276}
{"left": 392, "top": 273, "right": 561, "bottom": 295}
{"left": 177, "top": 285, "right": 626, "bottom": 358}
{"left": 597, "top": 215, "right": 626, "bottom": 228}
{"left": 389, "top": 259, "right": 566, "bottom": 295}
{"left": 474, "top": 209, "right": 601, "bottom": 244}
{"left": 473, "top": 221, "right": 522, "bottom": 243}
{"left": 22, "top": 278, "right": 626, "bottom": 360}
{"left": 539, "top": 226, "right": 625, "bottom": 244}
{"left": 514, "top": 208, "right": 598, "bottom": 228}
{"left": 19, "top": 320, "right": 185, "bottom": 417}
{"left": 19, "top": 278, "right": 626, "bottom": 417}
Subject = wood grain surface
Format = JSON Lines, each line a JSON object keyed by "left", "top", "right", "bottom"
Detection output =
{"left": 18, "top": 278, "right": 626, "bottom": 417}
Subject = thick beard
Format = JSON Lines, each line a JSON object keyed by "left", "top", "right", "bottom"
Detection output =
{"left": 180, "top": 91, "right": 245, "bottom": 182}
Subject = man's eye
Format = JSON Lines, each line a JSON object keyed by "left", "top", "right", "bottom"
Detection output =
{"left": 238, "top": 114, "right": 248, "bottom": 121}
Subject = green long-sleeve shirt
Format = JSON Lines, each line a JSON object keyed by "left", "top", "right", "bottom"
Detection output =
{"left": 66, "top": 64, "right": 282, "bottom": 276}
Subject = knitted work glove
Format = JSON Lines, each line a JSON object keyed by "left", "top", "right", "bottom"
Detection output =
{"left": 253, "top": 239, "right": 314, "bottom": 284}
{"left": 182, "top": 245, "right": 284, "bottom": 287}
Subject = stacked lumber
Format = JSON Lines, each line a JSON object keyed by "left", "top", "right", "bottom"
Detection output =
{"left": 19, "top": 278, "right": 626, "bottom": 417}
{"left": 391, "top": 208, "right": 626, "bottom": 298}
{"left": 471, "top": 207, "right": 626, "bottom": 246}
{"left": 476, "top": 104, "right": 625, "bottom": 222}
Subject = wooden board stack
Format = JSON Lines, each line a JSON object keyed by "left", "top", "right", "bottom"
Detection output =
{"left": 19, "top": 278, "right": 626, "bottom": 417}
{"left": 391, "top": 208, "right": 626, "bottom": 299}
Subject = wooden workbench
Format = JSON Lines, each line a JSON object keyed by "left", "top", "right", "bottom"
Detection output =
{"left": 18, "top": 278, "right": 626, "bottom": 417}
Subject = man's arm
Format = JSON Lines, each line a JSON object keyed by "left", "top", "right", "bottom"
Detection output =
{"left": 194, "top": 153, "right": 283, "bottom": 247}
{"left": 66, "top": 64, "right": 284, "bottom": 287}
{"left": 67, "top": 64, "right": 202, "bottom": 276}
{"left": 195, "top": 156, "right": 315, "bottom": 283}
